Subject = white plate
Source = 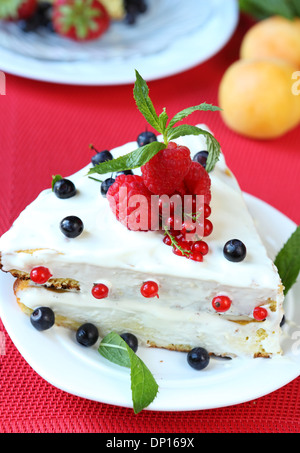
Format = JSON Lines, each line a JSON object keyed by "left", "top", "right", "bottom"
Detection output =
{"left": 0, "top": 0, "right": 238, "bottom": 85}
{"left": 0, "top": 193, "right": 299, "bottom": 412}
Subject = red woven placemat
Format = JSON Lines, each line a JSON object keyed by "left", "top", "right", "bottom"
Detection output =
{"left": 0, "top": 15, "right": 299, "bottom": 433}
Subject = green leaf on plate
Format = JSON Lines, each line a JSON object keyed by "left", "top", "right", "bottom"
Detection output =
{"left": 274, "top": 225, "right": 300, "bottom": 296}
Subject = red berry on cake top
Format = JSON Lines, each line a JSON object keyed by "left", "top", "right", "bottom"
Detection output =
{"left": 0, "top": 0, "right": 38, "bottom": 20}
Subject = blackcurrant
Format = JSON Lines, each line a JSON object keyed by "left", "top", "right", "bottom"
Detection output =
{"left": 60, "top": 216, "right": 84, "bottom": 238}
{"left": 223, "top": 239, "right": 247, "bottom": 262}
{"left": 30, "top": 307, "right": 55, "bottom": 331}
{"left": 187, "top": 347, "right": 210, "bottom": 370}
{"left": 76, "top": 323, "right": 99, "bottom": 347}
{"left": 120, "top": 332, "right": 138, "bottom": 353}
{"left": 116, "top": 170, "right": 134, "bottom": 176}
{"left": 193, "top": 151, "right": 208, "bottom": 168}
{"left": 53, "top": 178, "right": 76, "bottom": 199}
{"left": 100, "top": 177, "right": 115, "bottom": 197}
{"left": 137, "top": 130, "right": 157, "bottom": 147}
{"left": 91, "top": 150, "right": 113, "bottom": 166}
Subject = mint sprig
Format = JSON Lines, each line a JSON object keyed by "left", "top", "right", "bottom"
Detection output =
{"left": 88, "top": 70, "right": 221, "bottom": 177}
{"left": 274, "top": 225, "right": 300, "bottom": 296}
{"left": 51, "top": 174, "right": 62, "bottom": 191}
{"left": 99, "top": 332, "right": 159, "bottom": 413}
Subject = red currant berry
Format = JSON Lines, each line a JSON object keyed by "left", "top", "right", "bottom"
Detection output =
{"left": 30, "top": 266, "right": 52, "bottom": 284}
{"left": 212, "top": 295, "right": 232, "bottom": 312}
{"left": 253, "top": 306, "right": 268, "bottom": 321}
{"left": 92, "top": 283, "right": 109, "bottom": 299}
{"left": 140, "top": 281, "right": 159, "bottom": 298}
{"left": 189, "top": 252, "right": 203, "bottom": 262}
{"left": 204, "top": 203, "right": 211, "bottom": 218}
{"left": 203, "top": 219, "right": 213, "bottom": 237}
{"left": 172, "top": 247, "right": 185, "bottom": 257}
{"left": 163, "top": 235, "right": 172, "bottom": 246}
{"left": 192, "top": 240, "right": 209, "bottom": 255}
{"left": 181, "top": 220, "right": 196, "bottom": 236}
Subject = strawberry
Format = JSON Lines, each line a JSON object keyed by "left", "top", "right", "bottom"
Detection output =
{"left": 0, "top": 0, "right": 37, "bottom": 20}
{"left": 52, "top": 0, "right": 110, "bottom": 41}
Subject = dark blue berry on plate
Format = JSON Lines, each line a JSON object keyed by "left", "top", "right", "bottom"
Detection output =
{"left": 60, "top": 216, "right": 84, "bottom": 238}
{"left": 101, "top": 177, "right": 115, "bottom": 197}
{"left": 120, "top": 332, "right": 138, "bottom": 353}
{"left": 53, "top": 178, "right": 76, "bottom": 199}
{"left": 91, "top": 150, "right": 113, "bottom": 166}
{"left": 137, "top": 130, "right": 157, "bottom": 147}
{"left": 223, "top": 239, "right": 247, "bottom": 262}
{"left": 193, "top": 151, "right": 209, "bottom": 168}
{"left": 76, "top": 323, "right": 99, "bottom": 347}
{"left": 30, "top": 307, "right": 55, "bottom": 331}
{"left": 187, "top": 347, "right": 210, "bottom": 370}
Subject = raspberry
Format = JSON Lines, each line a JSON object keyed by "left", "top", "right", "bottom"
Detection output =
{"left": 107, "top": 174, "right": 153, "bottom": 231}
{"left": 183, "top": 161, "right": 211, "bottom": 205}
{"left": 141, "top": 142, "right": 192, "bottom": 195}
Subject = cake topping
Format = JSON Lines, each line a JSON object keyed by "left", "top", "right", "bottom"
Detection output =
{"left": 192, "top": 150, "right": 209, "bottom": 168}
{"left": 120, "top": 332, "right": 138, "bottom": 353}
{"left": 53, "top": 178, "right": 77, "bottom": 199}
{"left": 212, "top": 295, "right": 232, "bottom": 312}
{"left": 91, "top": 283, "right": 109, "bottom": 299}
{"left": 100, "top": 177, "right": 115, "bottom": 197}
{"left": 140, "top": 281, "right": 159, "bottom": 298}
{"left": 253, "top": 306, "right": 268, "bottom": 321}
{"left": 90, "top": 144, "right": 113, "bottom": 166}
{"left": 60, "top": 215, "right": 84, "bottom": 238}
{"left": 223, "top": 239, "right": 247, "bottom": 262}
{"left": 30, "top": 266, "right": 52, "bottom": 284}
{"left": 187, "top": 347, "right": 210, "bottom": 371}
{"left": 137, "top": 130, "right": 157, "bottom": 147}
{"left": 76, "top": 322, "right": 99, "bottom": 347}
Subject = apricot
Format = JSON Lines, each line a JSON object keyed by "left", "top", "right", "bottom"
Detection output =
{"left": 218, "top": 59, "right": 300, "bottom": 139}
{"left": 240, "top": 16, "right": 300, "bottom": 68}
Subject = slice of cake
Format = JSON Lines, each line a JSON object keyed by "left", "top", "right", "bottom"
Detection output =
{"left": 0, "top": 128, "right": 284, "bottom": 358}
{"left": 0, "top": 72, "right": 284, "bottom": 359}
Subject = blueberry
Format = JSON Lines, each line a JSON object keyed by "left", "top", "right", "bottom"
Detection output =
{"left": 116, "top": 170, "right": 134, "bottom": 176}
{"left": 187, "top": 347, "right": 210, "bottom": 370}
{"left": 120, "top": 332, "right": 138, "bottom": 353}
{"left": 137, "top": 131, "right": 157, "bottom": 147}
{"left": 76, "top": 323, "right": 99, "bottom": 347}
{"left": 100, "top": 177, "right": 115, "bottom": 197}
{"left": 30, "top": 307, "right": 55, "bottom": 331}
{"left": 60, "top": 216, "right": 84, "bottom": 238}
{"left": 223, "top": 239, "right": 247, "bottom": 262}
{"left": 193, "top": 151, "right": 209, "bottom": 168}
{"left": 91, "top": 150, "right": 113, "bottom": 166}
{"left": 53, "top": 178, "right": 76, "bottom": 199}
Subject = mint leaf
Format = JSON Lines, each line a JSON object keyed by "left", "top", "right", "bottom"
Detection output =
{"left": 274, "top": 225, "right": 300, "bottom": 296}
{"left": 51, "top": 174, "right": 62, "bottom": 191}
{"left": 133, "top": 70, "right": 161, "bottom": 133}
{"left": 238, "top": 0, "right": 297, "bottom": 19}
{"left": 99, "top": 332, "right": 159, "bottom": 413}
{"left": 167, "top": 103, "right": 221, "bottom": 130}
{"left": 167, "top": 124, "right": 221, "bottom": 172}
{"left": 88, "top": 141, "right": 165, "bottom": 175}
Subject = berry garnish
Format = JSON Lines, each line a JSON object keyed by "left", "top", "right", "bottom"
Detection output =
{"left": 53, "top": 178, "right": 76, "bottom": 199}
{"left": 253, "top": 306, "right": 268, "bottom": 321}
{"left": 141, "top": 141, "right": 192, "bottom": 195}
{"left": 187, "top": 347, "right": 210, "bottom": 370}
{"left": 120, "top": 332, "right": 138, "bottom": 353}
{"left": 30, "top": 266, "right": 52, "bottom": 284}
{"left": 203, "top": 203, "right": 211, "bottom": 218}
{"left": 193, "top": 151, "right": 209, "bottom": 168}
{"left": 18, "top": 1, "right": 52, "bottom": 32}
{"left": 212, "top": 295, "right": 232, "bottom": 312}
{"left": 140, "top": 281, "right": 159, "bottom": 298}
{"left": 60, "top": 216, "right": 84, "bottom": 238}
{"left": 223, "top": 239, "right": 247, "bottom": 262}
{"left": 106, "top": 174, "right": 153, "bottom": 231}
{"left": 30, "top": 306, "right": 55, "bottom": 331}
{"left": 90, "top": 144, "right": 113, "bottom": 166}
{"left": 189, "top": 251, "right": 203, "bottom": 262}
{"left": 203, "top": 219, "right": 213, "bottom": 237}
{"left": 76, "top": 323, "right": 99, "bottom": 347}
{"left": 184, "top": 161, "right": 211, "bottom": 205}
{"left": 116, "top": 170, "right": 134, "bottom": 176}
{"left": 92, "top": 283, "right": 109, "bottom": 299}
{"left": 137, "top": 130, "right": 157, "bottom": 147}
{"left": 192, "top": 240, "right": 209, "bottom": 255}
{"left": 0, "top": 0, "right": 38, "bottom": 20}
{"left": 100, "top": 177, "right": 115, "bottom": 197}
{"left": 52, "top": 0, "right": 110, "bottom": 41}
